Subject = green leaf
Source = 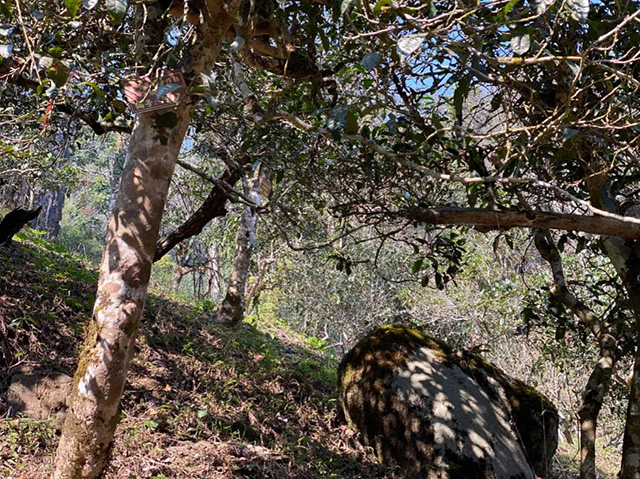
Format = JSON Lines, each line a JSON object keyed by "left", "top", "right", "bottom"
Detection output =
{"left": 372, "top": 0, "right": 392, "bottom": 15}
{"left": 412, "top": 259, "right": 423, "bottom": 274}
{"left": 566, "top": 60, "right": 580, "bottom": 76}
{"left": 361, "top": 52, "right": 381, "bottom": 72}
{"left": 47, "top": 62, "right": 71, "bottom": 87}
{"left": 48, "top": 46, "right": 64, "bottom": 58}
{"left": 567, "top": 0, "right": 589, "bottom": 23}
{"left": 453, "top": 76, "right": 470, "bottom": 125}
{"left": 0, "top": 0, "right": 13, "bottom": 16}
{"left": 66, "top": 0, "right": 82, "bottom": 17}
{"left": 344, "top": 109, "right": 359, "bottom": 134}
{"left": 505, "top": 234, "right": 514, "bottom": 249}
{"left": 435, "top": 272, "right": 444, "bottom": 290}
{"left": 503, "top": 0, "right": 520, "bottom": 15}
{"left": 144, "top": 420, "right": 159, "bottom": 429}
{"left": 106, "top": 0, "right": 127, "bottom": 24}
{"left": 197, "top": 409, "right": 208, "bottom": 418}
{"left": 86, "top": 81, "right": 106, "bottom": 99}
{"left": 495, "top": 0, "right": 520, "bottom": 21}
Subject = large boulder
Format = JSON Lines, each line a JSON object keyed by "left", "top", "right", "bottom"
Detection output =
{"left": 338, "top": 325, "right": 558, "bottom": 479}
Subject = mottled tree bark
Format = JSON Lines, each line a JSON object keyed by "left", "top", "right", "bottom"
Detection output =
{"left": 53, "top": 3, "right": 231, "bottom": 477}
{"left": 53, "top": 105, "right": 193, "bottom": 479}
{"left": 217, "top": 165, "right": 271, "bottom": 326}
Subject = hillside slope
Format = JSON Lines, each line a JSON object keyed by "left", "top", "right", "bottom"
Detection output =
{"left": 0, "top": 235, "right": 391, "bottom": 479}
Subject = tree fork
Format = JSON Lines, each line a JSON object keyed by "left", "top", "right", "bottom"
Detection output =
{"left": 154, "top": 165, "right": 243, "bottom": 262}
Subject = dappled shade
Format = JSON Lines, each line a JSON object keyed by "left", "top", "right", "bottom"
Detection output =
{"left": 339, "top": 325, "right": 558, "bottom": 478}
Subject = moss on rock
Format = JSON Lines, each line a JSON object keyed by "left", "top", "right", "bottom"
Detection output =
{"left": 338, "top": 324, "right": 558, "bottom": 479}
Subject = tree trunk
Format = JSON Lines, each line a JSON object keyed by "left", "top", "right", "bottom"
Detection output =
{"left": 621, "top": 340, "right": 640, "bottom": 479}
{"left": 206, "top": 243, "right": 222, "bottom": 299}
{"left": 53, "top": 4, "right": 230, "bottom": 472}
{"left": 52, "top": 105, "right": 192, "bottom": 479}
{"left": 580, "top": 160, "right": 640, "bottom": 479}
{"left": 33, "top": 187, "right": 67, "bottom": 239}
{"left": 578, "top": 349, "right": 616, "bottom": 479}
{"left": 534, "top": 229, "right": 617, "bottom": 479}
{"left": 617, "top": 266, "right": 640, "bottom": 479}
{"left": 217, "top": 165, "right": 271, "bottom": 326}
{"left": 245, "top": 256, "right": 274, "bottom": 314}
{"left": 607, "top": 242, "right": 640, "bottom": 478}
{"left": 33, "top": 132, "right": 73, "bottom": 239}
{"left": 173, "top": 264, "right": 188, "bottom": 292}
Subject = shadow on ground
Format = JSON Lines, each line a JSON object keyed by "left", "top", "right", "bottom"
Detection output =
{"left": 0, "top": 237, "right": 394, "bottom": 479}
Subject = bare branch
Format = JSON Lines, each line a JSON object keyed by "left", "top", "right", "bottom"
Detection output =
{"left": 154, "top": 165, "right": 243, "bottom": 262}
{"left": 404, "top": 207, "right": 640, "bottom": 239}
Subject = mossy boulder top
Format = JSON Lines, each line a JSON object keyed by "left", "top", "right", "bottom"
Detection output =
{"left": 338, "top": 325, "right": 558, "bottom": 479}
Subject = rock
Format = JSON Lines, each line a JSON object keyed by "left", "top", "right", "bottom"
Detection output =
{"left": 7, "top": 368, "right": 72, "bottom": 428}
{"left": 338, "top": 325, "right": 558, "bottom": 479}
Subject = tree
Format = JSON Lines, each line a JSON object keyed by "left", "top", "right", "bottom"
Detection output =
{"left": 0, "top": 0, "right": 334, "bottom": 476}
{"left": 257, "top": 1, "right": 640, "bottom": 477}
{"left": 217, "top": 162, "right": 272, "bottom": 325}
{"left": 5, "top": 0, "right": 640, "bottom": 477}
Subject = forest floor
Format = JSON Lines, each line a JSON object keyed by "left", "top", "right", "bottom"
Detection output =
{"left": 0, "top": 233, "right": 619, "bottom": 478}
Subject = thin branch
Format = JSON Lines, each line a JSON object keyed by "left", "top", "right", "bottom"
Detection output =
{"left": 176, "top": 158, "right": 256, "bottom": 206}
{"left": 274, "top": 111, "right": 640, "bottom": 229}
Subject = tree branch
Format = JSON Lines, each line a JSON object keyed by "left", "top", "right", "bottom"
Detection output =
{"left": 154, "top": 165, "right": 243, "bottom": 262}
{"left": 403, "top": 207, "right": 640, "bottom": 239}
{"left": 275, "top": 111, "right": 640, "bottom": 227}
{"left": 0, "top": 59, "right": 133, "bottom": 136}
{"left": 533, "top": 229, "right": 617, "bottom": 479}
{"left": 176, "top": 158, "right": 256, "bottom": 205}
